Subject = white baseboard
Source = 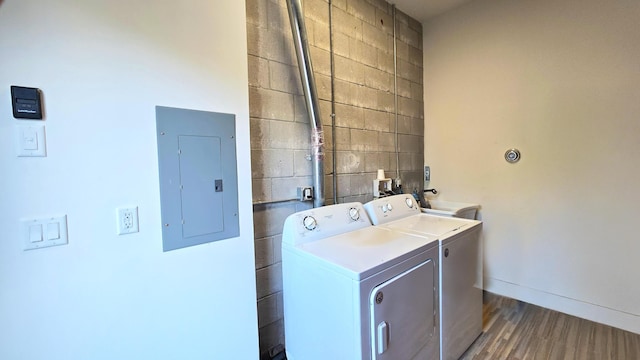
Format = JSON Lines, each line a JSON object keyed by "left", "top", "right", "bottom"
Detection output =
{"left": 484, "top": 277, "right": 640, "bottom": 335}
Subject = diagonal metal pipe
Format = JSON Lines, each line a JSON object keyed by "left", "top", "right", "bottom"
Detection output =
{"left": 286, "top": 0, "right": 325, "bottom": 208}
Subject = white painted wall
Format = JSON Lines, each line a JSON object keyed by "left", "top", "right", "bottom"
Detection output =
{"left": 0, "top": 1, "right": 259, "bottom": 359}
{"left": 423, "top": 0, "right": 640, "bottom": 333}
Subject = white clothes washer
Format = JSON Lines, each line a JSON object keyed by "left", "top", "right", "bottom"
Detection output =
{"left": 282, "top": 202, "right": 440, "bottom": 360}
{"left": 364, "top": 195, "right": 483, "bottom": 360}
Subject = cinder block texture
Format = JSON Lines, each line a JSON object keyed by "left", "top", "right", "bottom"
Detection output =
{"left": 247, "top": 0, "right": 424, "bottom": 355}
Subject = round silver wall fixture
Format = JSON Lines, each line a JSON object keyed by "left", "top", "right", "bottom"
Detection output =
{"left": 504, "top": 148, "right": 521, "bottom": 163}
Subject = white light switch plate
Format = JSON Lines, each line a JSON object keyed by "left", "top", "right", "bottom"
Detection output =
{"left": 15, "top": 124, "right": 46, "bottom": 157}
{"left": 22, "top": 215, "right": 68, "bottom": 250}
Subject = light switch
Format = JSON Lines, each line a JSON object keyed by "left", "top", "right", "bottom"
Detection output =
{"left": 15, "top": 124, "right": 46, "bottom": 157}
{"left": 29, "top": 224, "right": 43, "bottom": 243}
{"left": 46, "top": 222, "right": 60, "bottom": 240}
{"left": 22, "top": 215, "right": 68, "bottom": 250}
{"left": 22, "top": 128, "right": 38, "bottom": 150}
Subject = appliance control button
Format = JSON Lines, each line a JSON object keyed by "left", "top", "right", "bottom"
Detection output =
{"left": 303, "top": 216, "right": 317, "bottom": 231}
{"left": 405, "top": 197, "right": 413, "bottom": 208}
{"left": 387, "top": 204, "right": 393, "bottom": 211}
{"left": 349, "top": 207, "right": 360, "bottom": 221}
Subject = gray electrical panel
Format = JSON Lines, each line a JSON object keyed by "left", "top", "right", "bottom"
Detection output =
{"left": 156, "top": 106, "right": 239, "bottom": 251}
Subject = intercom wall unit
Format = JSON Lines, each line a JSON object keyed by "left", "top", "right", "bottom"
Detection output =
{"left": 11, "top": 86, "right": 43, "bottom": 119}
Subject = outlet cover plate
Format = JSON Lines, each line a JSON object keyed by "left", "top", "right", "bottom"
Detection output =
{"left": 117, "top": 206, "right": 139, "bottom": 235}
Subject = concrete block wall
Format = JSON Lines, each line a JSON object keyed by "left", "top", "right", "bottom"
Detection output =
{"left": 246, "top": 0, "right": 423, "bottom": 357}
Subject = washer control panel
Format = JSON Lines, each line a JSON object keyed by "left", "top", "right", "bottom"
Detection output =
{"left": 363, "top": 195, "right": 421, "bottom": 225}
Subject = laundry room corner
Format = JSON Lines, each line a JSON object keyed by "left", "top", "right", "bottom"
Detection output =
{"left": 245, "top": 0, "right": 426, "bottom": 357}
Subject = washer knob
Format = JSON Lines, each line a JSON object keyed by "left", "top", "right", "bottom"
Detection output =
{"left": 349, "top": 207, "right": 360, "bottom": 221}
{"left": 405, "top": 197, "right": 414, "bottom": 208}
{"left": 387, "top": 203, "right": 393, "bottom": 211}
{"left": 303, "top": 216, "right": 317, "bottom": 231}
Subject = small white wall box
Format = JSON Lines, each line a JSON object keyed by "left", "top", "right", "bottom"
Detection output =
{"left": 373, "top": 178, "right": 392, "bottom": 198}
{"left": 15, "top": 124, "right": 46, "bottom": 157}
{"left": 156, "top": 106, "right": 239, "bottom": 252}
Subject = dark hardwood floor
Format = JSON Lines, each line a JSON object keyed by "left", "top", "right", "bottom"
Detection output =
{"left": 459, "top": 292, "right": 640, "bottom": 360}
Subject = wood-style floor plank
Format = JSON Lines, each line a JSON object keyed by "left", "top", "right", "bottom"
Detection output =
{"left": 459, "top": 292, "right": 640, "bottom": 360}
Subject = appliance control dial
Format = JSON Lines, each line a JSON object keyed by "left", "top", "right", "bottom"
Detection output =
{"left": 348, "top": 207, "right": 360, "bottom": 221}
{"left": 387, "top": 203, "right": 393, "bottom": 211}
{"left": 405, "top": 197, "right": 414, "bottom": 208}
{"left": 303, "top": 216, "right": 317, "bottom": 231}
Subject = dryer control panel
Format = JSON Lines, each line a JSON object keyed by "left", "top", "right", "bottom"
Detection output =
{"left": 282, "top": 202, "right": 372, "bottom": 246}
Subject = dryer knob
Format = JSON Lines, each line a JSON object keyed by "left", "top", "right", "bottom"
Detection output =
{"left": 303, "top": 216, "right": 317, "bottom": 231}
{"left": 387, "top": 203, "right": 393, "bottom": 211}
{"left": 349, "top": 207, "right": 360, "bottom": 221}
{"left": 381, "top": 205, "right": 388, "bottom": 213}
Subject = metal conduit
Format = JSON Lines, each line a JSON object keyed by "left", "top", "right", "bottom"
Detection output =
{"left": 286, "top": 0, "right": 325, "bottom": 208}
{"left": 393, "top": 5, "right": 400, "bottom": 183}
{"left": 329, "top": 0, "right": 337, "bottom": 204}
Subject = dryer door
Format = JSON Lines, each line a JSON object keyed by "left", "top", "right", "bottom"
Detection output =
{"left": 369, "top": 259, "right": 437, "bottom": 360}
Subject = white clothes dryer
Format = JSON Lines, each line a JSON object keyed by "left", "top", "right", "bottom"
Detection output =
{"left": 364, "top": 195, "right": 483, "bottom": 360}
{"left": 282, "top": 202, "right": 440, "bottom": 360}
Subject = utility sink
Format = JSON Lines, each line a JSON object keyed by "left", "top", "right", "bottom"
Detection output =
{"left": 421, "top": 200, "right": 480, "bottom": 220}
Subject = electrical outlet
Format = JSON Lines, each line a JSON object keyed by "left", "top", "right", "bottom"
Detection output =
{"left": 297, "top": 187, "right": 314, "bottom": 201}
{"left": 424, "top": 166, "right": 431, "bottom": 182}
{"left": 117, "top": 206, "right": 139, "bottom": 235}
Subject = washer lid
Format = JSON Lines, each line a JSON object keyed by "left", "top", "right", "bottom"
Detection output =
{"left": 382, "top": 214, "right": 480, "bottom": 238}
{"left": 288, "top": 226, "right": 438, "bottom": 280}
